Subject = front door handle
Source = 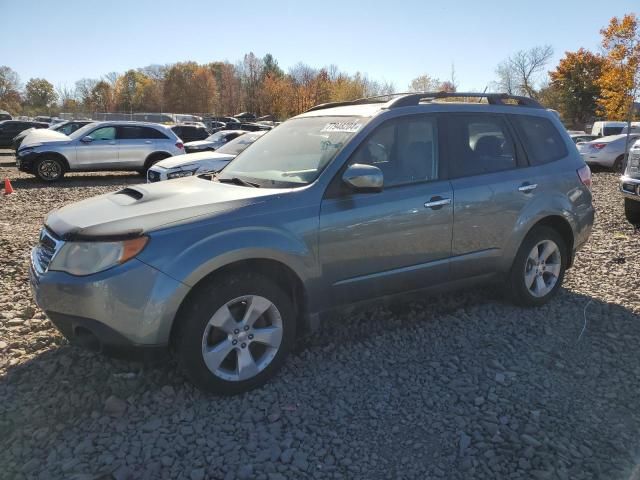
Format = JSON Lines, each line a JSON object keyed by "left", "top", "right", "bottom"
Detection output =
{"left": 424, "top": 196, "right": 451, "bottom": 209}
{"left": 518, "top": 183, "right": 538, "bottom": 193}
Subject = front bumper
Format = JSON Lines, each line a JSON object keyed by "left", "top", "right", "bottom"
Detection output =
{"left": 16, "top": 151, "right": 38, "bottom": 172}
{"left": 30, "top": 253, "right": 190, "bottom": 352}
{"left": 620, "top": 176, "right": 640, "bottom": 201}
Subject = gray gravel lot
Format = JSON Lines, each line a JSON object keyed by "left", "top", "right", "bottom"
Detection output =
{"left": 1, "top": 150, "right": 640, "bottom": 480}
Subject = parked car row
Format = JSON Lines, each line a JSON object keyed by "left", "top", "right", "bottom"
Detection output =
{"left": 147, "top": 131, "right": 266, "bottom": 182}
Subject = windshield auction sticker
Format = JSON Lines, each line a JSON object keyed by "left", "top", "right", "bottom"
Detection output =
{"left": 321, "top": 121, "right": 362, "bottom": 133}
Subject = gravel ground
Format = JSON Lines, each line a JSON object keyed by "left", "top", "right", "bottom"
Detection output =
{"left": 1, "top": 151, "right": 640, "bottom": 480}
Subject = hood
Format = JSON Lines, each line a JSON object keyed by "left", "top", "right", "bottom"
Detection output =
{"left": 155, "top": 151, "right": 235, "bottom": 169}
{"left": 45, "top": 177, "right": 287, "bottom": 239}
{"left": 21, "top": 130, "right": 71, "bottom": 148}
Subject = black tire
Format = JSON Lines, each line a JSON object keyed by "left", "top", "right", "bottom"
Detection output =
{"left": 142, "top": 153, "right": 171, "bottom": 173}
{"left": 174, "top": 272, "right": 296, "bottom": 394}
{"left": 624, "top": 198, "right": 640, "bottom": 225}
{"left": 507, "top": 226, "right": 567, "bottom": 307}
{"left": 34, "top": 157, "right": 65, "bottom": 182}
{"left": 613, "top": 155, "right": 625, "bottom": 173}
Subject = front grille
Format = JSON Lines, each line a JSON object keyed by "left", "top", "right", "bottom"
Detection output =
{"left": 32, "top": 228, "right": 63, "bottom": 275}
{"left": 147, "top": 170, "right": 161, "bottom": 183}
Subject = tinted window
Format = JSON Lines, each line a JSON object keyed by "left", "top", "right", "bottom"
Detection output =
{"left": 89, "top": 127, "right": 116, "bottom": 140}
{"left": 512, "top": 115, "right": 568, "bottom": 165}
{"left": 447, "top": 114, "right": 517, "bottom": 177}
{"left": 604, "top": 126, "right": 624, "bottom": 136}
{"left": 349, "top": 116, "right": 438, "bottom": 187}
{"left": 118, "top": 126, "right": 168, "bottom": 139}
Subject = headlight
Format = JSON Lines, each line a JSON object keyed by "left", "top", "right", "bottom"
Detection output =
{"left": 48, "top": 237, "right": 148, "bottom": 276}
{"left": 167, "top": 169, "right": 196, "bottom": 179}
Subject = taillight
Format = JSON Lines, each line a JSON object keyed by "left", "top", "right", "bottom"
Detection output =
{"left": 591, "top": 143, "right": 607, "bottom": 150}
{"left": 577, "top": 165, "right": 592, "bottom": 189}
{"left": 176, "top": 142, "right": 184, "bottom": 150}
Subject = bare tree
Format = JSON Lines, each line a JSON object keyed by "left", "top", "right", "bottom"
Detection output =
{"left": 494, "top": 45, "right": 554, "bottom": 98}
{"left": 55, "top": 84, "right": 77, "bottom": 109}
{"left": 408, "top": 74, "right": 441, "bottom": 92}
{"left": 103, "top": 71, "right": 119, "bottom": 87}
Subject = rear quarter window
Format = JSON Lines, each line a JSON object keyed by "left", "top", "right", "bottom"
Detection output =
{"left": 511, "top": 115, "right": 568, "bottom": 165}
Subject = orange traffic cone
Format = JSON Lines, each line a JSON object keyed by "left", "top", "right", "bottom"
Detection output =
{"left": 3, "top": 178, "right": 14, "bottom": 195}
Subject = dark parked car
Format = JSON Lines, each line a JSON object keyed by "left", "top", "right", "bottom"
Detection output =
{"left": 12, "top": 120, "right": 93, "bottom": 151}
{"left": 170, "top": 124, "right": 210, "bottom": 143}
{"left": 239, "top": 122, "right": 273, "bottom": 132}
{"left": 0, "top": 110, "right": 12, "bottom": 121}
{"left": 0, "top": 120, "right": 49, "bottom": 148}
{"left": 184, "top": 130, "right": 246, "bottom": 153}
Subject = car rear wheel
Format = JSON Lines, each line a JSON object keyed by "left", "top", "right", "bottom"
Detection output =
{"left": 613, "top": 155, "right": 625, "bottom": 173}
{"left": 624, "top": 198, "right": 640, "bottom": 225}
{"left": 507, "top": 226, "right": 567, "bottom": 307}
{"left": 175, "top": 272, "right": 296, "bottom": 394}
{"left": 34, "top": 157, "right": 65, "bottom": 182}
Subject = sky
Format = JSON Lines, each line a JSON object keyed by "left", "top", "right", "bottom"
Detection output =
{"left": 1, "top": 0, "right": 638, "bottom": 93}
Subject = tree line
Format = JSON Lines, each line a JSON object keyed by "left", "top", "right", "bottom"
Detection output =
{"left": 0, "top": 54, "right": 395, "bottom": 121}
{"left": 0, "top": 13, "right": 637, "bottom": 127}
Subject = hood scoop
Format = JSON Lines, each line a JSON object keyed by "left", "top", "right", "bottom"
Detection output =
{"left": 112, "top": 187, "right": 144, "bottom": 205}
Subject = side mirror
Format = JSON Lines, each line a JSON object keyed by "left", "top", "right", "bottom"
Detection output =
{"left": 342, "top": 163, "right": 383, "bottom": 193}
{"left": 81, "top": 135, "right": 93, "bottom": 143}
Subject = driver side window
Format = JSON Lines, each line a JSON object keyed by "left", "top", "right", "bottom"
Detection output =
{"left": 89, "top": 126, "right": 116, "bottom": 141}
{"left": 349, "top": 116, "right": 438, "bottom": 187}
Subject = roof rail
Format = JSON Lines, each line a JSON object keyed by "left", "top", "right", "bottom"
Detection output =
{"left": 305, "top": 92, "right": 543, "bottom": 113}
{"left": 304, "top": 93, "right": 402, "bottom": 113}
{"left": 386, "top": 92, "right": 543, "bottom": 109}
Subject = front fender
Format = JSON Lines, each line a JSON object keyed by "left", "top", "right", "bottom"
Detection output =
{"left": 139, "top": 220, "right": 320, "bottom": 289}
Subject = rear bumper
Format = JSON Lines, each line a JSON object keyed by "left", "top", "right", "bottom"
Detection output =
{"left": 581, "top": 152, "right": 615, "bottom": 168}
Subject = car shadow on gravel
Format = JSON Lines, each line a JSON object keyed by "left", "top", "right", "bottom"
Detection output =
{"left": 8, "top": 173, "right": 144, "bottom": 189}
{"left": 3, "top": 287, "right": 640, "bottom": 478}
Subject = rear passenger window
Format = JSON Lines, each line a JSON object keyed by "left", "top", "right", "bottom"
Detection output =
{"left": 141, "top": 127, "right": 168, "bottom": 139}
{"left": 512, "top": 115, "right": 567, "bottom": 165}
{"left": 447, "top": 115, "right": 517, "bottom": 177}
{"left": 118, "top": 126, "right": 168, "bottom": 140}
{"left": 349, "top": 115, "right": 438, "bottom": 187}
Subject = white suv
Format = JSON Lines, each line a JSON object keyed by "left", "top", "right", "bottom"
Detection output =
{"left": 16, "top": 121, "right": 185, "bottom": 181}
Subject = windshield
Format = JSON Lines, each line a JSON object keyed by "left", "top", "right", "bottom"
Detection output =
{"left": 216, "top": 132, "right": 265, "bottom": 156}
{"left": 219, "top": 116, "right": 366, "bottom": 188}
{"left": 68, "top": 123, "right": 98, "bottom": 140}
{"left": 205, "top": 131, "right": 229, "bottom": 142}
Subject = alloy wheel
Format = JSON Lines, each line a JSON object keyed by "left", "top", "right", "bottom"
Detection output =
{"left": 38, "top": 160, "right": 61, "bottom": 180}
{"left": 201, "top": 295, "right": 283, "bottom": 382}
{"left": 524, "top": 240, "right": 562, "bottom": 298}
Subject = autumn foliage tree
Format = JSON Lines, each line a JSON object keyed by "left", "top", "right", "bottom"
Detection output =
{"left": 24, "top": 78, "right": 57, "bottom": 113}
{"left": 597, "top": 13, "right": 640, "bottom": 121}
{"left": 549, "top": 49, "right": 605, "bottom": 128}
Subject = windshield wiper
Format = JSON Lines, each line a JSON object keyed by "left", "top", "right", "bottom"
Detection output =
{"left": 217, "top": 177, "right": 260, "bottom": 188}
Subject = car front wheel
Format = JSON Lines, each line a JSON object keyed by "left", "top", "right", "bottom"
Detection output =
{"left": 34, "top": 157, "right": 65, "bottom": 182}
{"left": 507, "top": 226, "right": 567, "bottom": 307}
{"left": 175, "top": 272, "right": 296, "bottom": 394}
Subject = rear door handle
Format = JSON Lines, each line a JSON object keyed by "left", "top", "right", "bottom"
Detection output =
{"left": 424, "top": 196, "right": 452, "bottom": 209}
{"left": 518, "top": 183, "right": 538, "bottom": 193}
